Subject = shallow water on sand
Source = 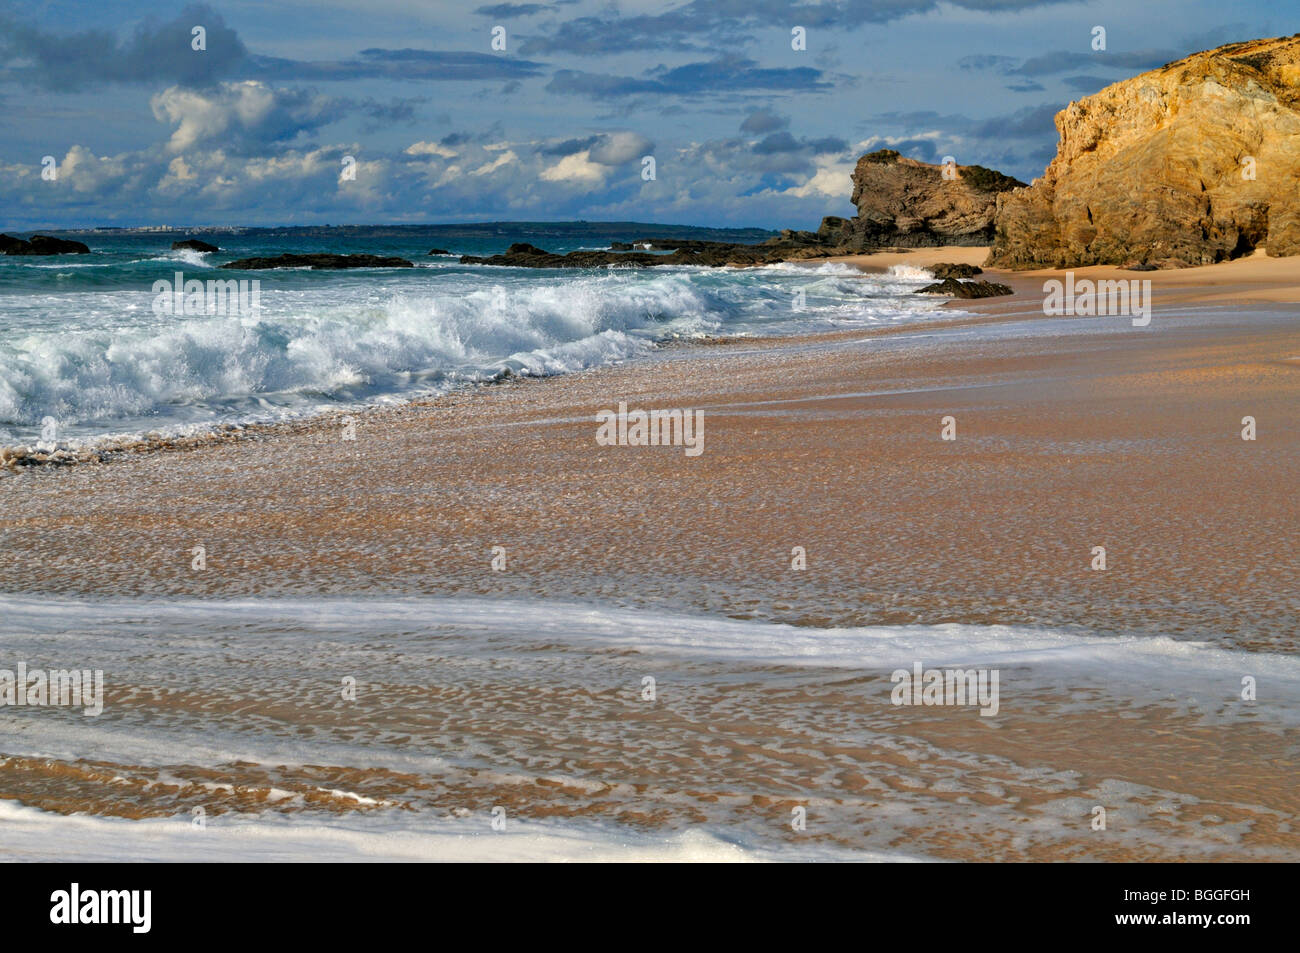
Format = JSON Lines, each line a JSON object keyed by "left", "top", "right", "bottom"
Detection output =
{"left": 2, "top": 595, "right": 1295, "bottom": 861}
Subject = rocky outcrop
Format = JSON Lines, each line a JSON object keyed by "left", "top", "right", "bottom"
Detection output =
{"left": 915, "top": 278, "right": 1013, "bottom": 298}
{"left": 172, "top": 239, "right": 220, "bottom": 252}
{"left": 221, "top": 253, "right": 413, "bottom": 270}
{"left": 928, "top": 262, "right": 983, "bottom": 279}
{"left": 839, "top": 150, "right": 1024, "bottom": 248}
{"left": 1, "top": 234, "right": 91, "bottom": 255}
{"left": 989, "top": 34, "right": 1300, "bottom": 269}
{"left": 460, "top": 241, "right": 798, "bottom": 268}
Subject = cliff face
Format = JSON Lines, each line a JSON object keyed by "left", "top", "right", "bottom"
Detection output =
{"left": 831, "top": 151, "right": 1023, "bottom": 248}
{"left": 989, "top": 34, "right": 1300, "bottom": 269}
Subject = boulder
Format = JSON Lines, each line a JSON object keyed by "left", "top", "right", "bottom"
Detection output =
{"left": 928, "top": 262, "right": 983, "bottom": 279}
{"left": 915, "top": 278, "right": 1013, "bottom": 298}
{"left": 172, "top": 239, "right": 220, "bottom": 252}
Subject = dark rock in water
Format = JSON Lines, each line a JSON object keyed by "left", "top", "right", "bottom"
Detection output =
{"left": 928, "top": 262, "right": 983, "bottom": 279}
{"left": 1, "top": 233, "right": 90, "bottom": 255}
{"left": 29, "top": 235, "right": 90, "bottom": 254}
{"left": 172, "top": 238, "right": 220, "bottom": 252}
{"left": 459, "top": 240, "right": 795, "bottom": 269}
{"left": 915, "top": 278, "right": 1013, "bottom": 298}
{"left": 220, "top": 253, "right": 414, "bottom": 270}
{"left": 427, "top": 248, "right": 450, "bottom": 255}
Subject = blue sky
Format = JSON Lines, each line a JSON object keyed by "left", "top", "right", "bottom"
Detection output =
{"left": 1, "top": 0, "right": 1295, "bottom": 229}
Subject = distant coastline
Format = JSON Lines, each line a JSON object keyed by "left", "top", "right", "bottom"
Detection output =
{"left": 26, "top": 220, "right": 783, "bottom": 244}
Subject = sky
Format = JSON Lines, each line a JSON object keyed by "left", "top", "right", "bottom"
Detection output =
{"left": 1, "top": 0, "right": 1296, "bottom": 229}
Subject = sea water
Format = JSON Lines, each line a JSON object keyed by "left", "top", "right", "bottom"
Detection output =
{"left": 0, "top": 229, "right": 949, "bottom": 448}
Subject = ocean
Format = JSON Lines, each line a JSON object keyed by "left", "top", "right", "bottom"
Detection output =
{"left": 0, "top": 226, "right": 949, "bottom": 448}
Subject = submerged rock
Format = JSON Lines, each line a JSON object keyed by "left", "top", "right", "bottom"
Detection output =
{"left": 988, "top": 34, "right": 1300, "bottom": 269}
{"left": 220, "top": 253, "right": 414, "bottom": 270}
{"left": 172, "top": 238, "right": 220, "bottom": 252}
{"left": 427, "top": 248, "right": 450, "bottom": 255}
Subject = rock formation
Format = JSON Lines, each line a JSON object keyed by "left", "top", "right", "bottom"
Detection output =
{"left": 1, "top": 233, "right": 90, "bottom": 254}
{"left": 172, "top": 239, "right": 220, "bottom": 252}
{"left": 989, "top": 34, "right": 1300, "bottom": 269}
{"left": 834, "top": 151, "right": 1023, "bottom": 248}
{"left": 915, "top": 278, "right": 1013, "bottom": 298}
{"left": 460, "top": 241, "right": 796, "bottom": 268}
{"left": 928, "top": 262, "right": 983, "bottom": 279}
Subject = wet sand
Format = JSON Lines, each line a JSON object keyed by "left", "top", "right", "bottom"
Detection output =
{"left": 2, "top": 258, "right": 1298, "bottom": 860}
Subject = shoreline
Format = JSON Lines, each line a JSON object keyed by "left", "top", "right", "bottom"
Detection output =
{"left": 3, "top": 263, "right": 1296, "bottom": 640}
{"left": 8, "top": 246, "right": 1297, "bottom": 472}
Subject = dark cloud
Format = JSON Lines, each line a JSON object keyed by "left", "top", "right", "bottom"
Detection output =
{"left": 538, "top": 135, "right": 601, "bottom": 156}
{"left": 806, "top": 135, "right": 848, "bottom": 154}
{"left": 904, "top": 139, "right": 941, "bottom": 161}
{"left": 958, "top": 54, "right": 1018, "bottom": 72}
{"left": 359, "top": 97, "right": 424, "bottom": 124}
{"left": 754, "top": 131, "right": 801, "bottom": 154}
{"left": 1060, "top": 75, "right": 1112, "bottom": 93}
{"left": 1005, "top": 80, "right": 1046, "bottom": 92}
{"left": 548, "top": 56, "right": 830, "bottom": 99}
{"left": 752, "top": 131, "right": 847, "bottom": 155}
{"left": 474, "top": 3, "right": 548, "bottom": 16}
{"left": 0, "top": 3, "right": 246, "bottom": 91}
{"left": 970, "top": 103, "right": 1059, "bottom": 139}
{"left": 1179, "top": 24, "right": 1252, "bottom": 53}
{"left": 1013, "top": 49, "right": 1179, "bottom": 77}
{"left": 520, "top": 0, "right": 1076, "bottom": 56}
{"left": 249, "top": 48, "right": 544, "bottom": 82}
{"left": 0, "top": 7, "right": 546, "bottom": 90}
{"left": 740, "top": 108, "right": 789, "bottom": 134}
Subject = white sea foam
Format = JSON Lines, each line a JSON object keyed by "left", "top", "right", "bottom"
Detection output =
{"left": 886, "top": 264, "right": 937, "bottom": 280}
{"left": 158, "top": 248, "right": 215, "bottom": 268}
{"left": 0, "top": 265, "right": 954, "bottom": 444}
{"left": 0, "top": 799, "right": 906, "bottom": 862}
{"left": 1, "top": 594, "right": 1287, "bottom": 862}
{"left": 4, "top": 595, "right": 1291, "bottom": 727}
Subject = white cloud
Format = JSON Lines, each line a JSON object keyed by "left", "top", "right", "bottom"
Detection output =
{"left": 787, "top": 161, "right": 852, "bottom": 198}
{"left": 405, "top": 141, "right": 459, "bottom": 158}
{"left": 468, "top": 150, "right": 517, "bottom": 177}
{"left": 150, "top": 81, "right": 340, "bottom": 152}
{"left": 540, "top": 150, "right": 605, "bottom": 183}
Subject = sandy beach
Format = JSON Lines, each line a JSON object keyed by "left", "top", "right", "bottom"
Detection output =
{"left": 2, "top": 250, "right": 1297, "bottom": 861}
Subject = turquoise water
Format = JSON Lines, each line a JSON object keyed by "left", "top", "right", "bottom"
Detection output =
{"left": 0, "top": 228, "right": 947, "bottom": 446}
